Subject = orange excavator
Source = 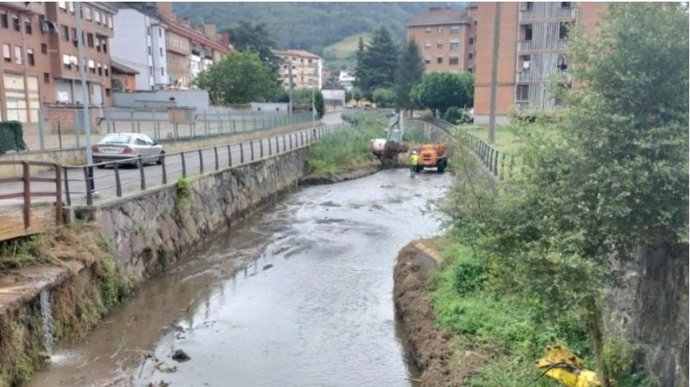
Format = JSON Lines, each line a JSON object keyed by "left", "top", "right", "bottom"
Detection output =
{"left": 413, "top": 144, "right": 448, "bottom": 173}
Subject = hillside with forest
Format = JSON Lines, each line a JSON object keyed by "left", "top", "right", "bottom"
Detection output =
{"left": 173, "top": 2, "right": 455, "bottom": 55}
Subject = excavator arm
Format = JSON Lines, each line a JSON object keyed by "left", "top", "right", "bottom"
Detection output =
{"left": 536, "top": 345, "right": 601, "bottom": 387}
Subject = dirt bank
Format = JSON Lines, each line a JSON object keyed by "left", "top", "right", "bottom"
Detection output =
{"left": 299, "top": 160, "right": 381, "bottom": 185}
{"left": 393, "top": 241, "right": 457, "bottom": 387}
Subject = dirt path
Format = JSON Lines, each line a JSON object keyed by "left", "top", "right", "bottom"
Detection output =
{"left": 393, "top": 241, "right": 457, "bottom": 387}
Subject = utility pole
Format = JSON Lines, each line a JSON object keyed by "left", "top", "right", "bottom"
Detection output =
{"left": 488, "top": 2, "right": 501, "bottom": 145}
{"left": 76, "top": 2, "right": 93, "bottom": 164}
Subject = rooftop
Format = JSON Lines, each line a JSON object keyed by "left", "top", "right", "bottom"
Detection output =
{"left": 272, "top": 49, "right": 321, "bottom": 60}
{"left": 407, "top": 7, "right": 471, "bottom": 27}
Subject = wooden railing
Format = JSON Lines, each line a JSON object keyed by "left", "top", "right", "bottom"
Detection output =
{"left": 0, "top": 161, "right": 62, "bottom": 241}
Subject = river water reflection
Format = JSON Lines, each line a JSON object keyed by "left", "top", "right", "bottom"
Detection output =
{"left": 29, "top": 169, "right": 453, "bottom": 387}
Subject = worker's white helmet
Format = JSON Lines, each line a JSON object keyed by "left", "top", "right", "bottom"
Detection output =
{"left": 412, "top": 150, "right": 418, "bottom": 154}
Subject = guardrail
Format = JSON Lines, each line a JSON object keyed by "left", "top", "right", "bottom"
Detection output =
{"left": 417, "top": 117, "right": 520, "bottom": 180}
{"left": 62, "top": 123, "right": 352, "bottom": 206}
{"left": 0, "top": 161, "right": 62, "bottom": 240}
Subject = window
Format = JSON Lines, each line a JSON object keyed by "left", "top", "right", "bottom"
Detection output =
{"left": 61, "top": 25, "right": 69, "bottom": 41}
{"left": 68, "top": 2, "right": 74, "bottom": 13}
{"left": 521, "top": 54, "right": 531, "bottom": 70}
{"left": 437, "top": 26, "right": 444, "bottom": 33}
{"left": 108, "top": 16, "right": 113, "bottom": 28}
{"left": 557, "top": 54, "right": 568, "bottom": 70}
{"left": 468, "top": 67, "right": 473, "bottom": 73}
{"left": 436, "top": 40, "right": 443, "bottom": 49}
{"left": 148, "top": 46, "right": 152, "bottom": 55}
{"left": 159, "top": 47, "right": 163, "bottom": 57}
{"left": 2, "top": 44, "right": 10, "bottom": 62}
{"left": 424, "top": 40, "right": 431, "bottom": 49}
{"left": 89, "top": 59, "right": 95, "bottom": 73}
{"left": 44, "top": 73, "right": 50, "bottom": 83}
{"left": 14, "top": 46, "right": 22, "bottom": 64}
{"left": 94, "top": 10, "right": 100, "bottom": 24}
{"left": 105, "top": 88, "right": 111, "bottom": 97}
{"left": 58, "top": 1, "right": 67, "bottom": 10}
{"left": 104, "top": 65, "right": 109, "bottom": 76}
{"left": 41, "top": 43, "right": 47, "bottom": 54}
{"left": 449, "top": 41, "right": 459, "bottom": 51}
{"left": 524, "top": 24, "right": 533, "bottom": 41}
{"left": 449, "top": 56, "right": 459, "bottom": 66}
{"left": 561, "top": 2, "right": 571, "bottom": 8}
{"left": 12, "top": 15, "right": 19, "bottom": 31}
{"left": 0, "top": 11, "right": 7, "bottom": 28}
{"left": 147, "top": 26, "right": 151, "bottom": 36}
{"left": 516, "top": 85, "right": 529, "bottom": 101}
{"left": 468, "top": 52, "right": 474, "bottom": 59}
{"left": 87, "top": 33, "right": 93, "bottom": 47}
{"left": 425, "top": 27, "right": 432, "bottom": 33}
{"left": 24, "top": 17, "right": 31, "bottom": 34}
{"left": 559, "top": 22, "right": 570, "bottom": 40}
{"left": 97, "top": 63, "right": 102, "bottom": 75}
{"left": 27, "top": 48, "right": 34, "bottom": 65}
{"left": 159, "top": 28, "right": 162, "bottom": 37}
{"left": 469, "top": 37, "right": 474, "bottom": 45}
{"left": 62, "top": 54, "right": 70, "bottom": 69}
{"left": 102, "top": 40, "right": 107, "bottom": 53}
{"left": 160, "top": 67, "right": 164, "bottom": 76}
{"left": 525, "top": 2, "right": 534, "bottom": 10}
{"left": 436, "top": 56, "right": 443, "bottom": 64}
{"left": 149, "top": 66, "right": 153, "bottom": 74}
{"left": 450, "top": 26, "right": 460, "bottom": 34}
{"left": 72, "top": 28, "right": 78, "bottom": 47}
{"left": 84, "top": 6, "right": 91, "bottom": 20}
{"left": 424, "top": 57, "right": 430, "bottom": 64}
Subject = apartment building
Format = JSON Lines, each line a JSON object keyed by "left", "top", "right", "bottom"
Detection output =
{"left": 273, "top": 49, "right": 322, "bottom": 90}
{"left": 407, "top": 5, "right": 477, "bottom": 74}
{"left": 473, "top": 2, "right": 605, "bottom": 124}
{"left": 154, "top": 2, "right": 229, "bottom": 89}
{"left": 110, "top": 3, "right": 168, "bottom": 91}
{"left": 0, "top": 1, "right": 116, "bottom": 122}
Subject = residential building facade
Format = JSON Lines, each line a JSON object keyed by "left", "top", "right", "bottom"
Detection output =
{"left": 473, "top": 2, "right": 605, "bottom": 124}
{"left": 154, "top": 2, "right": 229, "bottom": 89}
{"left": 0, "top": 1, "right": 116, "bottom": 122}
{"left": 407, "top": 5, "right": 477, "bottom": 74}
{"left": 111, "top": 4, "right": 168, "bottom": 91}
{"left": 273, "top": 49, "right": 322, "bottom": 90}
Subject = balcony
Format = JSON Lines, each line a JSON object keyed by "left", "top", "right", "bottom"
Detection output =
{"left": 515, "top": 100, "right": 530, "bottom": 111}
{"left": 518, "top": 39, "right": 568, "bottom": 52}
{"left": 519, "top": 5, "right": 577, "bottom": 22}
{"left": 517, "top": 69, "right": 572, "bottom": 84}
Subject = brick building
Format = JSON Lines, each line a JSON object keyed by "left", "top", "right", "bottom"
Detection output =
{"left": 154, "top": 2, "right": 230, "bottom": 89}
{"left": 473, "top": 2, "right": 605, "bottom": 125}
{"left": 0, "top": 1, "right": 116, "bottom": 123}
{"left": 273, "top": 49, "right": 323, "bottom": 90}
{"left": 407, "top": 5, "right": 477, "bottom": 74}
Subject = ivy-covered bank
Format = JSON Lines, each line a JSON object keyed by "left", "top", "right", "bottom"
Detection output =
{"left": 0, "top": 223, "right": 131, "bottom": 386}
{"left": 417, "top": 4, "right": 687, "bottom": 387}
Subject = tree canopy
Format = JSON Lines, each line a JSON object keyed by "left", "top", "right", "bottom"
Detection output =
{"left": 395, "top": 40, "right": 425, "bottom": 111}
{"left": 195, "top": 50, "right": 281, "bottom": 105}
{"left": 412, "top": 72, "right": 474, "bottom": 117}
{"left": 228, "top": 21, "right": 280, "bottom": 71}
{"left": 354, "top": 27, "right": 398, "bottom": 98}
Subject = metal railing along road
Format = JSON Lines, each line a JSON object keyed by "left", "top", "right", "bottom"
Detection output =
{"left": 62, "top": 122, "right": 352, "bottom": 206}
{"left": 419, "top": 117, "right": 521, "bottom": 180}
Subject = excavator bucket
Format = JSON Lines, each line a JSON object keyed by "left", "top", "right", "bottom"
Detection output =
{"left": 536, "top": 345, "right": 601, "bottom": 387}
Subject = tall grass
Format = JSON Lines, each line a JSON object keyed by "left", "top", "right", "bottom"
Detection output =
{"left": 306, "top": 112, "right": 385, "bottom": 176}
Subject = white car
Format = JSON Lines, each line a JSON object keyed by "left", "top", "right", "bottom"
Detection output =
{"left": 92, "top": 133, "right": 164, "bottom": 167}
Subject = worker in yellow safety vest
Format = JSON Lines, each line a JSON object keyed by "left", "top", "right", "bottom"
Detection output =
{"left": 409, "top": 150, "right": 419, "bottom": 178}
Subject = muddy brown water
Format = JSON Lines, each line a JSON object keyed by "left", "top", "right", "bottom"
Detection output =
{"left": 29, "top": 169, "right": 453, "bottom": 387}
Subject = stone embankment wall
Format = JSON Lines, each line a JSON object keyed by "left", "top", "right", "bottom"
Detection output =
{"left": 606, "top": 244, "right": 688, "bottom": 387}
{"left": 75, "top": 148, "right": 308, "bottom": 281}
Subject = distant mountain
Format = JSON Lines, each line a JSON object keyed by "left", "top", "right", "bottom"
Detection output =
{"left": 173, "top": 2, "right": 461, "bottom": 54}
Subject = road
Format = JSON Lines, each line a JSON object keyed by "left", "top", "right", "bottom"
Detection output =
{"left": 0, "top": 111, "right": 345, "bottom": 207}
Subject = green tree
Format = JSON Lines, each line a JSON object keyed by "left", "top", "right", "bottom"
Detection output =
{"left": 395, "top": 40, "right": 425, "bottom": 112}
{"left": 447, "top": 4, "right": 688, "bottom": 386}
{"left": 354, "top": 27, "right": 398, "bottom": 98}
{"left": 196, "top": 50, "right": 281, "bottom": 105}
{"left": 415, "top": 72, "right": 474, "bottom": 117}
{"left": 372, "top": 87, "right": 396, "bottom": 108}
{"left": 229, "top": 21, "right": 280, "bottom": 71}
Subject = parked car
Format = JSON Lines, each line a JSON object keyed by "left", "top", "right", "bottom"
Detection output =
{"left": 92, "top": 133, "right": 164, "bottom": 167}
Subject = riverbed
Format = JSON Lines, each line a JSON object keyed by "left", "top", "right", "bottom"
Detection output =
{"left": 29, "top": 169, "right": 453, "bottom": 387}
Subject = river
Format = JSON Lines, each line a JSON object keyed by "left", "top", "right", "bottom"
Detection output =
{"left": 29, "top": 169, "right": 453, "bottom": 387}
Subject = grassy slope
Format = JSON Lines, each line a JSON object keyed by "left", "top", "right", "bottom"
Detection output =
{"left": 322, "top": 33, "right": 370, "bottom": 69}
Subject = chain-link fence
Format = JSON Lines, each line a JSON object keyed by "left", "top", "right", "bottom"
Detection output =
{"left": 6, "top": 107, "right": 313, "bottom": 153}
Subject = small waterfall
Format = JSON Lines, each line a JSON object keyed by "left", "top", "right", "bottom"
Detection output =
{"left": 39, "top": 289, "right": 55, "bottom": 354}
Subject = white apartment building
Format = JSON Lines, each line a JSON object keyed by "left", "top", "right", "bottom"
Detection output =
{"left": 110, "top": 5, "right": 168, "bottom": 90}
{"left": 273, "top": 49, "right": 322, "bottom": 90}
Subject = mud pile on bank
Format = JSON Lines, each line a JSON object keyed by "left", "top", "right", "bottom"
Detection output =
{"left": 393, "top": 242, "right": 456, "bottom": 387}
{"left": 299, "top": 160, "right": 381, "bottom": 185}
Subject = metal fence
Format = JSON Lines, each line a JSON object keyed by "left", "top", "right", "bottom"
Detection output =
{"left": 3, "top": 107, "right": 314, "bottom": 153}
{"left": 419, "top": 117, "right": 522, "bottom": 180}
{"left": 62, "top": 122, "right": 352, "bottom": 206}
